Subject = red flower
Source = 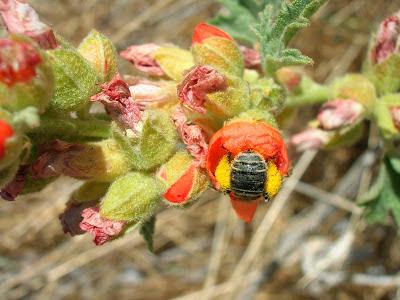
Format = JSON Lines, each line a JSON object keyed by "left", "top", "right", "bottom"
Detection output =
{"left": 80, "top": 207, "right": 125, "bottom": 246}
{"left": 0, "top": 39, "right": 42, "bottom": 86}
{"left": 206, "top": 121, "right": 289, "bottom": 222}
{"left": 91, "top": 74, "right": 142, "bottom": 132}
{"left": 192, "top": 22, "right": 233, "bottom": 44}
{"left": 0, "top": 119, "right": 14, "bottom": 159}
{"left": 0, "top": 0, "right": 57, "bottom": 50}
{"left": 120, "top": 43, "right": 164, "bottom": 77}
{"left": 177, "top": 65, "right": 227, "bottom": 114}
{"left": 371, "top": 13, "right": 400, "bottom": 64}
{"left": 172, "top": 107, "right": 208, "bottom": 167}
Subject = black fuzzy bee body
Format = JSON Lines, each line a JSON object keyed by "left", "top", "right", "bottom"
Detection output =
{"left": 230, "top": 151, "right": 266, "bottom": 201}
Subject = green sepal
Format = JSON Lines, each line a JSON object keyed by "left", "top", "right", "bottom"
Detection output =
{"left": 112, "top": 110, "right": 178, "bottom": 171}
{"left": 153, "top": 46, "right": 194, "bottom": 81}
{"left": 100, "top": 172, "right": 163, "bottom": 222}
{"left": 28, "top": 114, "right": 111, "bottom": 142}
{"left": 78, "top": 30, "right": 118, "bottom": 83}
{"left": 229, "top": 108, "right": 278, "bottom": 128}
{"left": 46, "top": 48, "right": 99, "bottom": 113}
{"left": 139, "top": 215, "right": 156, "bottom": 252}
{"left": 332, "top": 74, "right": 376, "bottom": 113}
{"left": 72, "top": 181, "right": 110, "bottom": 203}
{"left": 373, "top": 94, "right": 400, "bottom": 141}
{"left": 359, "top": 157, "right": 400, "bottom": 227}
{"left": 249, "top": 77, "right": 284, "bottom": 112}
{"left": 192, "top": 37, "right": 244, "bottom": 77}
{"left": 324, "top": 122, "right": 364, "bottom": 150}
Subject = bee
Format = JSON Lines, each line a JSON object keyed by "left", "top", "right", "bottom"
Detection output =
{"left": 214, "top": 150, "right": 283, "bottom": 202}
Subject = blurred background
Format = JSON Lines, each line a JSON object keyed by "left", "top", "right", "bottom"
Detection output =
{"left": 1, "top": 0, "right": 400, "bottom": 299}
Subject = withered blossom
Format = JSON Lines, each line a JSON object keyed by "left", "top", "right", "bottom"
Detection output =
{"left": 290, "top": 128, "right": 329, "bottom": 151}
{"left": 120, "top": 43, "right": 164, "bottom": 76}
{"left": 177, "top": 65, "right": 227, "bottom": 114}
{"left": 239, "top": 46, "right": 261, "bottom": 70}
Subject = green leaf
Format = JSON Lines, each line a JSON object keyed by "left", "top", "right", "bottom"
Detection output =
{"left": 256, "top": 0, "right": 327, "bottom": 74}
{"left": 360, "top": 157, "right": 400, "bottom": 227}
{"left": 139, "top": 216, "right": 156, "bottom": 252}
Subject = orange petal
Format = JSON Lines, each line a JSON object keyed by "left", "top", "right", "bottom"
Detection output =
{"left": 163, "top": 164, "right": 196, "bottom": 204}
{"left": 229, "top": 193, "right": 260, "bottom": 223}
{"left": 192, "top": 22, "right": 233, "bottom": 44}
{"left": 0, "top": 120, "right": 14, "bottom": 159}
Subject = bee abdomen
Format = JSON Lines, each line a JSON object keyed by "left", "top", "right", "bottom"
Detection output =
{"left": 231, "top": 151, "right": 266, "bottom": 201}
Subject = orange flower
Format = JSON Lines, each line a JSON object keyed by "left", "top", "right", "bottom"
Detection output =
{"left": 206, "top": 120, "right": 289, "bottom": 222}
{"left": 192, "top": 22, "right": 233, "bottom": 44}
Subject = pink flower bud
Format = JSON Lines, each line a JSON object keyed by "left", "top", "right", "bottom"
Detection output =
{"left": 239, "top": 46, "right": 261, "bottom": 70}
{"left": 290, "top": 128, "right": 329, "bottom": 151}
{"left": 317, "top": 99, "right": 364, "bottom": 131}
{"left": 177, "top": 65, "right": 227, "bottom": 114}
{"left": 79, "top": 207, "right": 125, "bottom": 245}
{"left": 120, "top": 43, "right": 164, "bottom": 77}
{"left": 391, "top": 106, "right": 400, "bottom": 132}
{"left": 371, "top": 13, "right": 400, "bottom": 64}
{"left": 129, "top": 79, "right": 175, "bottom": 108}
{"left": 0, "top": 0, "right": 57, "bottom": 50}
{"left": 0, "top": 165, "right": 28, "bottom": 201}
{"left": 0, "top": 38, "right": 42, "bottom": 86}
{"left": 172, "top": 107, "right": 208, "bottom": 167}
{"left": 59, "top": 200, "right": 97, "bottom": 236}
{"left": 91, "top": 74, "right": 142, "bottom": 132}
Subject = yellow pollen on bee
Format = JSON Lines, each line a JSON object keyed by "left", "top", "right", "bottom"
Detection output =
{"left": 215, "top": 154, "right": 231, "bottom": 192}
{"left": 265, "top": 160, "right": 282, "bottom": 199}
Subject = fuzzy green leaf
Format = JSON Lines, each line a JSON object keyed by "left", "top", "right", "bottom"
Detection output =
{"left": 139, "top": 216, "right": 156, "bottom": 252}
{"left": 256, "top": 0, "right": 327, "bottom": 74}
{"left": 360, "top": 157, "right": 400, "bottom": 227}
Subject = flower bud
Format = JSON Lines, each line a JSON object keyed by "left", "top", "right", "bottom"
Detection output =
{"left": 129, "top": 79, "right": 177, "bottom": 108}
{"left": 120, "top": 43, "right": 164, "bottom": 77}
{"left": 152, "top": 46, "right": 194, "bottom": 81}
{"left": 239, "top": 46, "right": 261, "bottom": 71}
{"left": 391, "top": 106, "right": 400, "bottom": 132}
{"left": 91, "top": 74, "right": 142, "bottom": 132}
{"left": 112, "top": 109, "right": 178, "bottom": 171}
{"left": 317, "top": 99, "right": 365, "bottom": 131}
{"left": 80, "top": 207, "right": 125, "bottom": 245}
{"left": 290, "top": 128, "right": 329, "bottom": 151}
{"left": 100, "top": 172, "right": 163, "bottom": 222}
{"left": 371, "top": 13, "right": 400, "bottom": 64}
{"left": 46, "top": 48, "right": 98, "bottom": 113}
{"left": 276, "top": 67, "right": 302, "bottom": 92}
{"left": 177, "top": 65, "right": 227, "bottom": 114}
{"left": 0, "top": 0, "right": 57, "bottom": 49}
{"left": 191, "top": 23, "right": 244, "bottom": 77}
{"left": 248, "top": 77, "right": 285, "bottom": 112}
{"left": 78, "top": 30, "right": 118, "bottom": 83}
{"left": 30, "top": 138, "right": 133, "bottom": 182}
{"left": 157, "top": 151, "right": 209, "bottom": 205}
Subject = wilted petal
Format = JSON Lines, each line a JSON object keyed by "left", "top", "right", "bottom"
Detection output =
{"left": 80, "top": 207, "right": 125, "bottom": 245}
{"left": 290, "top": 128, "right": 329, "bottom": 151}
{"left": 371, "top": 13, "right": 400, "bottom": 64}
{"left": 177, "top": 65, "right": 227, "bottom": 114}
{"left": 0, "top": 0, "right": 57, "bottom": 49}
{"left": 391, "top": 106, "right": 400, "bottom": 132}
{"left": 91, "top": 74, "right": 142, "bottom": 132}
{"left": 172, "top": 107, "right": 208, "bottom": 167}
{"left": 0, "top": 165, "right": 28, "bottom": 201}
{"left": 120, "top": 43, "right": 164, "bottom": 76}
{"left": 129, "top": 79, "right": 175, "bottom": 108}
{"left": 239, "top": 46, "right": 261, "bottom": 70}
{"left": 317, "top": 99, "right": 364, "bottom": 130}
{"left": 0, "top": 38, "right": 42, "bottom": 86}
{"left": 59, "top": 200, "right": 97, "bottom": 236}
{"left": 30, "top": 139, "right": 83, "bottom": 179}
